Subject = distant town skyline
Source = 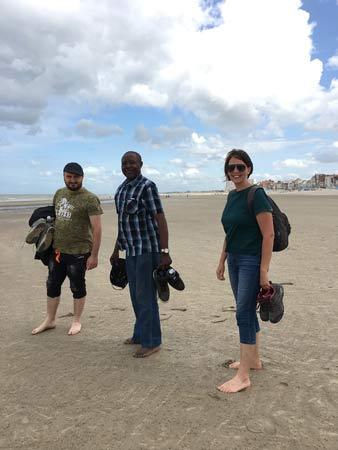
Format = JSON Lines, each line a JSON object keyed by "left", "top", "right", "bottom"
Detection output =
{"left": 1, "top": 0, "right": 338, "bottom": 194}
{"left": 256, "top": 173, "right": 338, "bottom": 191}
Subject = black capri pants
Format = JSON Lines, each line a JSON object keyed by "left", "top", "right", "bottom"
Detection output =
{"left": 46, "top": 251, "right": 90, "bottom": 299}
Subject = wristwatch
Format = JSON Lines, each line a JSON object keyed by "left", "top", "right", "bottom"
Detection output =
{"left": 161, "top": 248, "right": 170, "bottom": 254}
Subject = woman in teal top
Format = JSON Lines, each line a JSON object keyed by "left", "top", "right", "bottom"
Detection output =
{"left": 216, "top": 149, "right": 274, "bottom": 393}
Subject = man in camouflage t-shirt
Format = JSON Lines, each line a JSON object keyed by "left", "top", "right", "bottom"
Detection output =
{"left": 32, "top": 162, "right": 103, "bottom": 336}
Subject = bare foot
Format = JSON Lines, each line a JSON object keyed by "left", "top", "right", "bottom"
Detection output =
{"left": 124, "top": 337, "right": 139, "bottom": 345}
{"left": 229, "top": 360, "right": 263, "bottom": 370}
{"left": 217, "top": 375, "right": 251, "bottom": 393}
{"left": 68, "top": 321, "right": 82, "bottom": 335}
{"left": 31, "top": 319, "right": 56, "bottom": 335}
{"left": 133, "top": 346, "right": 160, "bottom": 358}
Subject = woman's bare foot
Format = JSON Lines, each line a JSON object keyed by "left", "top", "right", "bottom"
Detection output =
{"left": 229, "top": 360, "right": 263, "bottom": 370}
{"left": 133, "top": 346, "right": 160, "bottom": 358}
{"left": 68, "top": 321, "right": 81, "bottom": 335}
{"left": 31, "top": 319, "right": 56, "bottom": 335}
{"left": 217, "top": 374, "right": 251, "bottom": 393}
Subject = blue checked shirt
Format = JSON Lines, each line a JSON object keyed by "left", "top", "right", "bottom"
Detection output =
{"left": 115, "top": 175, "right": 164, "bottom": 256}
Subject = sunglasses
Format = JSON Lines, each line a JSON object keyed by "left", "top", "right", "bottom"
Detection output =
{"left": 226, "top": 164, "right": 247, "bottom": 172}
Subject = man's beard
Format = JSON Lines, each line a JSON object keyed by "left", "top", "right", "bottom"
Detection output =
{"left": 65, "top": 181, "right": 82, "bottom": 191}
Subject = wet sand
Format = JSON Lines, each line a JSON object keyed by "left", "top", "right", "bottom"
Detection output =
{"left": 1, "top": 194, "right": 338, "bottom": 449}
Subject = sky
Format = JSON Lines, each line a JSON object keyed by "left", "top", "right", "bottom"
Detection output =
{"left": 0, "top": 0, "right": 338, "bottom": 194}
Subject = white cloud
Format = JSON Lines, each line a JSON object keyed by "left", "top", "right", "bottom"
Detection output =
{"left": 191, "top": 132, "right": 206, "bottom": 144}
{"left": 27, "top": 125, "right": 42, "bottom": 136}
{"left": 84, "top": 166, "right": 105, "bottom": 176}
{"left": 183, "top": 167, "right": 200, "bottom": 177}
{"left": 327, "top": 55, "right": 338, "bottom": 68}
{"left": 314, "top": 147, "right": 338, "bottom": 163}
{"left": 134, "top": 125, "right": 151, "bottom": 143}
{"left": 0, "top": 0, "right": 334, "bottom": 134}
{"left": 125, "top": 84, "right": 168, "bottom": 107}
{"left": 273, "top": 158, "right": 315, "bottom": 168}
{"left": 21, "top": 0, "right": 81, "bottom": 14}
{"left": 75, "top": 119, "right": 123, "bottom": 138}
{"left": 82, "top": 165, "right": 120, "bottom": 184}
{"left": 143, "top": 166, "right": 160, "bottom": 176}
{"left": 134, "top": 124, "right": 191, "bottom": 147}
{"left": 170, "top": 158, "right": 183, "bottom": 165}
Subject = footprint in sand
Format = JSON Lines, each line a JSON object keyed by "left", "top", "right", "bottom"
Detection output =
{"left": 246, "top": 418, "right": 276, "bottom": 434}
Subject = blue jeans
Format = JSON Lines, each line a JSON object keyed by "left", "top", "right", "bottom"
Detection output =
{"left": 227, "top": 253, "right": 261, "bottom": 345}
{"left": 125, "top": 253, "right": 161, "bottom": 348}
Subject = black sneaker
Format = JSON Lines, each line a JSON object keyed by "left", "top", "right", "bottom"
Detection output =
{"left": 166, "top": 266, "right": 185, "bottom": 291}
{"left": 257, "top": 285, "right": 273, "bottom": 322}
{"left": 269, "top": 283, "right": 284, "bottom": 323}
{"left": 259, "top": 302, "right": 270, "bottom": 322}
{"left": 110, "top": 258, "right": 128, "bottom": 289}
{"left": 153, "top": 268, "right": 170, "bottom": 302}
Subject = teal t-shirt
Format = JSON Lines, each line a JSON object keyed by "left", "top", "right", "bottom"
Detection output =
{"left": 221, "top": 186, "right": 272, "bottom": 255}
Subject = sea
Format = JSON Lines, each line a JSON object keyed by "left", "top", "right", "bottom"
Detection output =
{"left": 0, "top": 194, "right": 114, "bottom": 213}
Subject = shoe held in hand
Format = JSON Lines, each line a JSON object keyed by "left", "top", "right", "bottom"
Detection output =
{"left": 166, "top": 266, "right": 185, "bottom": 291}
{"left": 153, "top": 268, "right": 170, "bottom": 302}
{"left": 257, "top": 283, "right": 284, "bottom": 324}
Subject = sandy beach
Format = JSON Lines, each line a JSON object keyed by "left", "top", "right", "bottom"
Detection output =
{"left": 1, "top": 193, "right": 338, "bottom": 450}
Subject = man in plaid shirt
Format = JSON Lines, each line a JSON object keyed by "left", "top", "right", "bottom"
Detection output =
{"left": 111, "top": 151, "right": 172, "bottom": 358}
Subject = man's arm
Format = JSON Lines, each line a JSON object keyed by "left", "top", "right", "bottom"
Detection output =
{"left": 110, "top": 239, "right": 120, "bottom": 265}
{"left": 155, "top": 212, "right": 172, "bottom": 268}
{"left": 87, "top": 214, "right": 102, "bottom": 270}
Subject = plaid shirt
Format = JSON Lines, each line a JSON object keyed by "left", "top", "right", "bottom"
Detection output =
{"left": 115, "top": 175, "right": 164, "bottom": 256}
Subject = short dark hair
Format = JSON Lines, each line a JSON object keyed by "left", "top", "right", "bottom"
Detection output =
{"left": 121, "top": 151, "right": 142, "bottom": 164}
{"left": 63, "top": 162, "right": 84, "bottom": 176}
{"left": 224, "top": 149, "right": 253, "bottom": 180}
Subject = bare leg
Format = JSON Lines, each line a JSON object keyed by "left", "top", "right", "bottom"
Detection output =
{"left": 68, "top": 297, "right": 85, "bottom": 335}
{"left": 229, "top": 332, "right": 263, "bottom": 370}
{"left": 32, "top": 297, "right": 60, "bottom": 334}
{"left": 218, "top": 343, "right": 255, "bottom": 393}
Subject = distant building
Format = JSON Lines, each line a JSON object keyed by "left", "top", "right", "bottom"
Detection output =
{"left": 258, "top": 179, "right": 275, "bottom": 190}
{"left": 311, "top": 174, "right": 338, "bottom": 188}
{"left": 224, "top": 173, "right": 337, "bottom": 191}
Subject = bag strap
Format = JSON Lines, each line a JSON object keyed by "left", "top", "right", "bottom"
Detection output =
{"left": 247, "top": 184, "right": 264, "bottom": 215}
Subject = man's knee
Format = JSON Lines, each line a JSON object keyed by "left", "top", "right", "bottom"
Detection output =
{"left": 70, "top": 283, "right": 86, "bottom": 299}
{"left": 46, "top": 278, "right": 62, "bottom": 298}
{"left": 68, "top": 259, "right": 87, "bottom": 299}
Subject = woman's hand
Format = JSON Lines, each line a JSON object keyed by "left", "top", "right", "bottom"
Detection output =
{"left": 216, "top": 262, "right": 225, "bottom": 280}
{"left": 260, "top": 269, "right": 270, "bottom": 289}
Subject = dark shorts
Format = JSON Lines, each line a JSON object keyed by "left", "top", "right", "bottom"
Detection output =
{"left": 46, "top": 251, "right": 90, "bottom": 299}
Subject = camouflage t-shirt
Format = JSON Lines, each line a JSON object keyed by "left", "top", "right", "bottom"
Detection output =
{"left": 53, "top": 187, "right": 103, "bottom": 254}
